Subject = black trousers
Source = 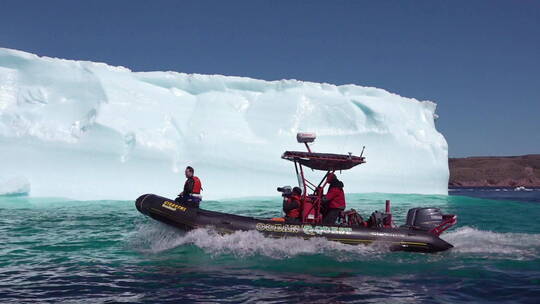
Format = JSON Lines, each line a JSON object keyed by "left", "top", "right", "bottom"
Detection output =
{"left": 175, "top": 195, "right": 201, "bottom": 208}
{"left": 323, "top": 208, "right": 343, "bottom": 225}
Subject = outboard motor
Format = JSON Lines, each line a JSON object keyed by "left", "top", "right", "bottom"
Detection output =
{"left": 404, "top": 207, "right": 444, "bottom": 231}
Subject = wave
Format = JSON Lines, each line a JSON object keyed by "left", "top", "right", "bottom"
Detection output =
{"left": 442, "top": 226, "right": 540, "bottom": 259}
{"left": 129, "top": 222, "right": 388, "bottom": 260}
{"left": 129, "top": 222, "right": 540, "bottom": 261}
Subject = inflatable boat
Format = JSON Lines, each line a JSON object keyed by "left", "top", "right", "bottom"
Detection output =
{"left": 135, "top": 133, "right": 457, "bottom": 253}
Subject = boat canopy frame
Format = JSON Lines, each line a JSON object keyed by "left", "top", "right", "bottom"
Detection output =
{"left": 281, "top": 135, "right": 366, "bottom": 224}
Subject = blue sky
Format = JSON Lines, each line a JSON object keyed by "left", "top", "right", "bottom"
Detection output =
{"left": 0, "top": 0, "right": 538, "bottom": 157}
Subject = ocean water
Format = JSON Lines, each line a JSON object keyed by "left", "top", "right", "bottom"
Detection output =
{"left": 1, "top": 190, "right": 540, "bottom": 303}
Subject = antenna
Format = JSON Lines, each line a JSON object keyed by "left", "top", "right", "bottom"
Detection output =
{"left": 360, "top": 146, "right": 365, "bottom": 157}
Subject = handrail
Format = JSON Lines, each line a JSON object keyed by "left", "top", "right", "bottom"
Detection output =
{"left": 430, "top": 215, "right": 457, "bottom": 236}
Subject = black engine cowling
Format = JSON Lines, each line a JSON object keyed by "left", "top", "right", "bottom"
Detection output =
{"left": 404, "top": 207, "right": 443, "bottom": 231}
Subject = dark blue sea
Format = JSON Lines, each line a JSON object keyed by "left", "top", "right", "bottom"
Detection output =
{"left": 1, "top": 188, "right": 539, "bottom": 303}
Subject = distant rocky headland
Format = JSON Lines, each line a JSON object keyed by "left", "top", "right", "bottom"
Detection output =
{"left": 449, "top": 154, "right": 540, "bottom": 188}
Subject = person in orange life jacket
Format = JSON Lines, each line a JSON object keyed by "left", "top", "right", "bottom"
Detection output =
{"left": 283, "top": 187, "right": 302, "bottom": 223}
{"left": 175, "top": 166, "right": 203, "bottom": 208}
{"left": 322, "top": 173, "right": 346, "bottom": 225}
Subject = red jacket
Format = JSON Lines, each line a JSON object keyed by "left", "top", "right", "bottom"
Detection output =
{"left": 326, "top": 187, "right": 346, "bottom": 209}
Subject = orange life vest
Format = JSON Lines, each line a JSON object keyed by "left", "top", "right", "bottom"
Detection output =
{"left": 192, "top": 176, "right": 202, "bottom": 194}
{"left": 286, "top": 194, "right": 301, "bottom": 219}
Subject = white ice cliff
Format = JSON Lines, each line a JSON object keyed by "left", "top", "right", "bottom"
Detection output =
{"left": 0, "top": 48, "right": 448, "bottom": 199}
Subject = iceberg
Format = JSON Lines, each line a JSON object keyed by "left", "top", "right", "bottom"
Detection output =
{"left": 0, "top": 48, "right": 448, "bottom": 200}
{"left": 0, "top": 176, "right": 30, "bottom": 196}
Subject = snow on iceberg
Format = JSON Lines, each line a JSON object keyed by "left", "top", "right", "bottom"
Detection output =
{"left": 0, "top": 176, "right": 30, "bottom": 196}
{"left": 0, "top": 48, "right": 448, "bottom": 200}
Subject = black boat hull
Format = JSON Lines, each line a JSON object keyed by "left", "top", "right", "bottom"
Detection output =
{"left": 135, "top": 194, "right": 453, "bottom": 253}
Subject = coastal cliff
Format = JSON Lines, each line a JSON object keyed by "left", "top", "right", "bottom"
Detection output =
{"left": 449, "top": 155, "right": 540, "bottom": 187}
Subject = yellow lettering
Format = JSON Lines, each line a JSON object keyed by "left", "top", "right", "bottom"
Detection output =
{"left": 161, "top": 201, "right": 187, "bottom": 212}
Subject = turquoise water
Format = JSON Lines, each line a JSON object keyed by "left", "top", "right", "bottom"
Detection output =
{"left": 1, "top": 191, "right": 540, "bottom": 303}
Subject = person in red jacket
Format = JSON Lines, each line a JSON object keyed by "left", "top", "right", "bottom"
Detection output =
{"left": 176, "top": 166, "right": 203, "bottom": 207}
{"left": 323, "top": 173, "right": 346, "bottom": 225}
{"left": 283, "top": 187, "right": 302, "bottom": 223}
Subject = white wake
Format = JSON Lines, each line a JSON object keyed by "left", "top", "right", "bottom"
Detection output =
{"left": 129, "top": 222, "right": 388, "bottom": 260}
{"left": 442, "top": 226, "right": 540, "bottom": 259}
